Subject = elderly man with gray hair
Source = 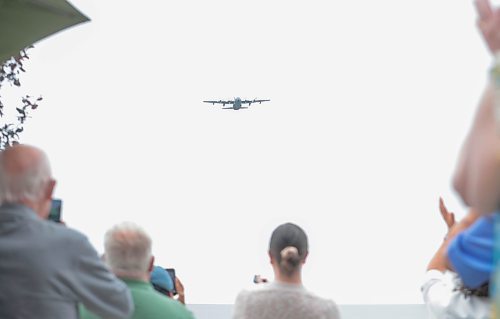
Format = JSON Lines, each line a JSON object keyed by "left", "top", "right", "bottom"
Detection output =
{"left": 0, "top": 144, "right": 133, "bottom": 319}
{"left": 80, "top": 221, "right": 195, "bottom": 319}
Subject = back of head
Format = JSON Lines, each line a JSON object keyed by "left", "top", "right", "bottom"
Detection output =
{"left": 269, "top": 223, "right": 308, "bottom": 276}
{"left": 0, "top": 144, "right": 52, "bottom": 204}
{"left": 104, "top": 222, "right": 152, "bottom": 278}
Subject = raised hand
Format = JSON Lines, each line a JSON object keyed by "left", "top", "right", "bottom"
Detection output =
{"left": 174, "top": 277, "right": 185, "bottom": 305}
{"left": 439, "top": 197, "right": 455, "bottom": 230}
{"left": 475, "top": 0, "right": 500, "bottom": 53}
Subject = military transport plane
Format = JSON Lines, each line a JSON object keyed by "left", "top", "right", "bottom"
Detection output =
{"left": 203, "top": 97, "right": 270, "bottom": 110}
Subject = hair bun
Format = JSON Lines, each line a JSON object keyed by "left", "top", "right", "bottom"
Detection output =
{"left": 280, "top": 246, "right": 299, "bottom": 259}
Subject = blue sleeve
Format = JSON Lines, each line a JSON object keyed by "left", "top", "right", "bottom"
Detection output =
{"left": 447, "top": 215, "right": 494, "bottom": 288}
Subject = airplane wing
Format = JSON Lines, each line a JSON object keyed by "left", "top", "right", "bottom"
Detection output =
{"left": 240, "top": 99, "right": 270, "bottom": 105}
{"left": 203, "top": 100, "right": 235, "bottom": 106}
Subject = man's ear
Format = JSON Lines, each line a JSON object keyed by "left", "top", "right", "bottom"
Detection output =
{"left": 268, "top": 251, "right": 274, "bottom": 265}
{"left": 37, "top": 179, "right": 56, "bottom": 220}
{"left": 45, "top": 179, "right": 56, "bottom": 199}
{"left": 148, "top": 256, "right": 155, "bottom": 273}
{"left": 302, "top": 251, "right": 309, "bottom": 265}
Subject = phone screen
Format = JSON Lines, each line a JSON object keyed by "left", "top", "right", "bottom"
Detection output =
{"left": 49, "top": 199, "right": 62, "bottom": 223}
{"left": 165, "top": 268, "right": 177, "bottom": 295}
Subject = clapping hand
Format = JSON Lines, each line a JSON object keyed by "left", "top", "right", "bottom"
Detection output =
{"left": 475, "top": 0, "right": 500, "bottom": 53}
{"left": 439, "top": 197, "right": 455, "bottom": 231}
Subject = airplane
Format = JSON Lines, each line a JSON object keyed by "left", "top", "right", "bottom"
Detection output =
{"left": 203, "top": 97, "right": 270, "bottom": 110}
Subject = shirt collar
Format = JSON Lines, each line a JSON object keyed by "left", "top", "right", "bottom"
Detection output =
{"left": 270, "top": 280, "right": 305, "bottom": 290}
{"left": 121, "top": 278, "right": 155, "bottom": 291}
{"left": 0, "top": 203, "right": 38, "bottom": 221}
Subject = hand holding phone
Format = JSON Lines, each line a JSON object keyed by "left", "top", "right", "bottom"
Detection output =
{"left": 49, "top": 199, "right": 62, "bottom": 223}
{"left": 253, "top": 274, "right": 268, "bottom": 284}
{"left": 165, "top": 268, "right": 177, "bottom": 295}
{"left": 173, "top": 276, "right": 185, "bottom": 304}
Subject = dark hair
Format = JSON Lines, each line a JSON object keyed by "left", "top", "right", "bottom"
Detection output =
{"left": 269, "top": 223, "right": 308, "bottom": 276}
{"left": 457, "top": 282, "right": 490, "bottom": 298}
{"left": 152, "top": 283, "right": 170, "bottom": 296}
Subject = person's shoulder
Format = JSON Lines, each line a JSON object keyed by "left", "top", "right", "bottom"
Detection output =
{"left": 136, "top": 287, "right": 195, "bottom": 318}
{"left": 302, "top": 290, "right": 340, "bottom": 318}
{"left": 320, "top": 298, "right": 341, "bottom": 318}
{"left": 43, "top": 221, "right": 88, "bottom": 243}
{"left": 165, "top": 299, "right": 195, "bottom": 319}
{"left": 37, "top": 221, "right": 96, "bottom": 256}
{"left": 234, "top": 284, "right": 270, "bottom": 307}
{"left": 237, "top": 283, "right": 270, "bottom": 298}
{"left": 158, "top": 297, "right": 194, "bottom": 317}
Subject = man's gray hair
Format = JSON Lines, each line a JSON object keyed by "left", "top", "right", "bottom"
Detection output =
{"left": 0, "top": 147, "right": 52, "bottom": 203}
{"left": 104, "top": 222, "right": 152, "bottom": 275}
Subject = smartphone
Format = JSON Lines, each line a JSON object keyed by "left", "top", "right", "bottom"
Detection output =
{"left": 49, "top": 199, "right": 62, "bottom": 223}
{"left": 165, "top": 268, "right": 177, "bottom": 295}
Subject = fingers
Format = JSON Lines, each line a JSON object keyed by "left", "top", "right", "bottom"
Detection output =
{"left": 439, "top": 197, "right": 447, "bottom": 215}
{"left": 439, "top": 197, "right": 450, "bottom": 220}
{"left": 175, "top": 277, "right": 184, "bottom": 291}
{"left": 253, "top": 275, "right": 269, "bottom": 284}
{"left": 439, "top": 197, "right": 455, "bottom": 228}
{"left": 476, "top": 0, "right": 493, "bottom": 20}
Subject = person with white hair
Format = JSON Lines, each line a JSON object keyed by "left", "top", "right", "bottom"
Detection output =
{"left": 80, "top": 221, "right": 195, "bottom": 319}
{"left": 0, "top": 144, "right": 133, "bottom": 319}
{"left": 232, "top": 223, "right": 341, "bottom": 319}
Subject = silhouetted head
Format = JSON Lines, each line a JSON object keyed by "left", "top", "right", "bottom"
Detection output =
{"left": 0, "top": 144, "right": 55, "bottom": 219}
{"left": 269, "top": 223, "right": 308, "bottom": 277}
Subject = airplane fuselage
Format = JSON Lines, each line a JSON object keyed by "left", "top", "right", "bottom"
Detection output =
{"left": 233, "top": 97, "right": 242, "bottom": 110}
{"left": 204, "top": 96, "right": 269, "bottom": 110}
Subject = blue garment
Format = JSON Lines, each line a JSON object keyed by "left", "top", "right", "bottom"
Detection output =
{"left": 150, "top": 266, "right": 174, "bottom": 292}
{"left": 447, "top": 214, "right": 494, "bottom": 289}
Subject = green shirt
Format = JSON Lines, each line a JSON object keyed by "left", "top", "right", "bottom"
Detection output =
{"left": 80, "top": 279, "right": 195, "bottom": 319}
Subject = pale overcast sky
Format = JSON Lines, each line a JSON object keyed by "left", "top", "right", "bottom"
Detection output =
{"left": 3, "top": 0, "right": 494, "bottom": 304}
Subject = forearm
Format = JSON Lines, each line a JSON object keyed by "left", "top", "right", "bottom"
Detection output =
{"left": 453, "top": 84, "right": 500, "bottom": 214}
{"left": 427, "top": 212, "right": 480, "bottom": 271}
{"left": 427, "top": 242, "right": 450, "bottom": 272}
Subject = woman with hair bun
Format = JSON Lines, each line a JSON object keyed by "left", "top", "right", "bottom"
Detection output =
{"left": 232, "top": 223, "right": 341, "bottom": 319}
